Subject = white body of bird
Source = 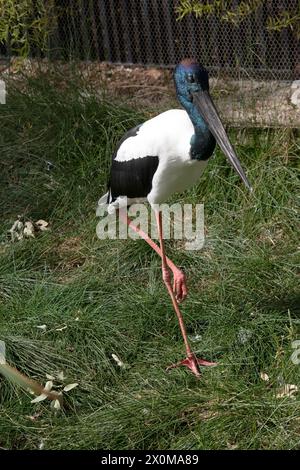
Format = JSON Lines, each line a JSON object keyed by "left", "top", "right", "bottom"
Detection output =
{"left": 99, "top": 109, "right": 208, "bottom": 212}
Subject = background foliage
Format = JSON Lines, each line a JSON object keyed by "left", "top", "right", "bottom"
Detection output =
{"left": 177, "top": 0, "right": 300, "bottom": 38}
{"left": 0, "top": 0, "right": 56, "bottom": 57}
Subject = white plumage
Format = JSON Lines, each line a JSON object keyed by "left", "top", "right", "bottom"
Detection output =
{"left": 116, "top": 110, "right": 193, "bottom": 162}
{"left": 99, "top": 109, "right": 208, "bottom": 212}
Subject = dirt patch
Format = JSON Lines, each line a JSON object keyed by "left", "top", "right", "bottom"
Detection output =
{"left": 2, "top": 58, "right": 300, "bottom": 127}
{"left": 40, "top": 236, "right": 86, "bottom": 281}
{"left": 56, "top": 236, "right": 82, "bottom": 255}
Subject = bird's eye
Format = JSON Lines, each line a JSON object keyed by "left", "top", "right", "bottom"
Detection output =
{"left": 187, "top": 74, "right": 195, "bottom": 83}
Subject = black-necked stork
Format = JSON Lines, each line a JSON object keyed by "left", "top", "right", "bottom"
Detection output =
{"left": 99, "top": 59, "right": 252, "bottom": 377}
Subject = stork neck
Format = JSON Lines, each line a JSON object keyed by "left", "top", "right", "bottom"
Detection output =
{"left": 179, "top": 97, "right": 209, "bottom": 133}
{"left": 188, "top": 102, "right": 208, "bottom": 133}
{"left": 179, "top": 97, "right": 215, "bottom": 160}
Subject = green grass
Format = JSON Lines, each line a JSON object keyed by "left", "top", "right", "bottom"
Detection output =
{"left": 0, "top": 74, "right": 299, "bottom": 450}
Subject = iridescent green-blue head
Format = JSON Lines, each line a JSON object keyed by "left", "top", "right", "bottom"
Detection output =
{"left": 174, "top": 59, "right": 252, "bottom": 191}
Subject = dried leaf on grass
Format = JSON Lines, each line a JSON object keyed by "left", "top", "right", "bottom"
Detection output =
{"left": 260, "top": 372, "right": 270, "bottom": 382}
{"left": 63, "top": 383, "right": 78, "bottom": 392}
{"left": 36, "top": 324, "right": 47, "bottom": 332}
{"left": 8, "top": 217, "right": 50, "bottom": 242}
{"left": 35, "top": 219, "right": 50, "bottom": 231}
{"left": 51, "top": 399, "right": 62, "bottom": 410}
{"left": 276, "top": 384, "right": 298, "bottom": 399}
{"left": 23, "top": 221, "right": 35, "bottom": 238}
{"left": 112, "top": 353, "right": 126, "bottom": 369}
{"left": 31, "top": 393, "right": 48, "bottom": 404}
{"left": 55, "top": 325, "right": 68, "bottom": 332}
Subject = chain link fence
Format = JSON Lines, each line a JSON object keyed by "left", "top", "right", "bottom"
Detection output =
{"left": 51, "top": 0, "right": 299, "bottom": 80}
{"left": 1, "top": 1, "right": 300, "bottom": 126}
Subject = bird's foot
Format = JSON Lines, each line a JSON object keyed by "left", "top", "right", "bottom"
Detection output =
{"left": 172, "top": 268, "right": 188, "bottom": 302}
{"left": 166, "top": 354, "right": 217, "bottom": 377}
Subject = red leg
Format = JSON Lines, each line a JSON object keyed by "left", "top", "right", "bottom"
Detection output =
{"left": 119, "top": 211, "right": 188, "bottom": 302}
{"left": 155, "top": 211, "right": 216, "bottom": 377}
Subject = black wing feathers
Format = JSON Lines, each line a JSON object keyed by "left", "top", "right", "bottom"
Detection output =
{"left": 108, "top": 125, "right": 159, "bottom": 201}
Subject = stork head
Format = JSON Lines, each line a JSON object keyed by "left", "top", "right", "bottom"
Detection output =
{"left": 174, "top": 59, "right": 209, "bottom": 104}
{"left": 174, "top": 59, "right": 252, "bottom": 192}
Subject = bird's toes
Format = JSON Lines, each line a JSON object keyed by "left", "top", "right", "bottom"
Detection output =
{"left": 173, "top": 274, "right": 188, "bottom": 302}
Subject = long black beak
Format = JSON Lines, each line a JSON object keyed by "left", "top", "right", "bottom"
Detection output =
{"left": 193, "top": 90, "right": 252, "bottom": 191}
